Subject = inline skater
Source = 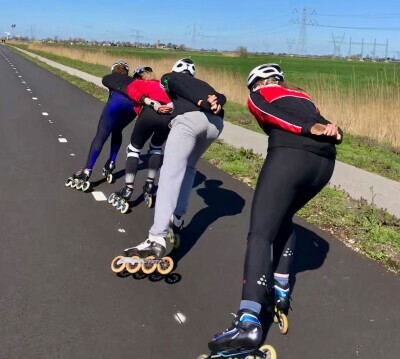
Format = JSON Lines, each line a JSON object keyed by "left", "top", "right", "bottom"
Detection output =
{"left": 65, "top": 61, "right": 136, "bottom": 191}
{"left": 105, "top": 66, "right": 173, "bottom": 213}
{"left": 206, "top": 64, "right": 343, "bottom": 355}
{"left": 111, "top": 58, "right": 225, "bottom": 273}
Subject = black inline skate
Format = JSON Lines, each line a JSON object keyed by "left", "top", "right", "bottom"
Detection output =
{"left": 143, "top": 180, "right": 157, "bottom": 208}
{"left": 199, "top": 309, "right": 276, "bottom": 359}
{"left": 269, "top": 279, "right": 290, "bottom": 334}
{"left": 65, "top": 168, "right": 91, "bottom": 192}
{"left": 111, "top": 237, "right": 174, "bottom": 276}
{"left": 108, "top": 186, "right": 133, "bottom": 214}
{"left": 102, "top": 159, "right": 115, "bottom": 184}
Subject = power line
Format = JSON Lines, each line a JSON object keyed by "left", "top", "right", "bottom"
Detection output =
{"left": 315, "top": 24, "right": 400, "bottom": 31}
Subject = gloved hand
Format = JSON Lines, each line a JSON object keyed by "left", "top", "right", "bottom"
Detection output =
{"left": 144, "top": 97, "right": 161, "bottom": 112}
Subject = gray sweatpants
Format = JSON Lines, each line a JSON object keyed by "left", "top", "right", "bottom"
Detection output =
{"left": 149, "top": 111, "right": 224, "bottom": 237}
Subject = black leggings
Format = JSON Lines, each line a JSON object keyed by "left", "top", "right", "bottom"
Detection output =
{"left": 242, "top": 147, "right": 335, "bottom": 303}
{"left": 125, "top": 106, "right": 171, "bottom": 185}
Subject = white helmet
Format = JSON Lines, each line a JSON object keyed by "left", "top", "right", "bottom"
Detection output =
{"left": 247, "top": 63, "right": 284, "bottom": 89}
{"left": 111, "top": 61, "right": 130, "bottom": 72}
{"left": 172, "top": 58, "right": 195, "bottom": 76}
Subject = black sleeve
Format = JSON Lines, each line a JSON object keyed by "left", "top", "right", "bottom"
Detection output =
{"left": 250, "top": 91, "right": 314, "bottom": 134}
{"left": 102, "top": 74, "right": 134, "bottom": 94}
{"left": 168, "top": 74, "right": 226, "bottom": 108}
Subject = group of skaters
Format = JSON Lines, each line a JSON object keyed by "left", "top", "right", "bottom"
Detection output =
{"left": 65, "top": 58, "right": 343, "bottom": 357}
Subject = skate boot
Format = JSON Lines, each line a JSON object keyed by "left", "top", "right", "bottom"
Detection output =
{"left": 108, "top": 186, "right": 133, "bottom": 214}
{"left": 205, "top": 309, "right": 275, "bottom": 359}
{"left": 166, "top": 214, "right": 183, "bottom": 249}
{"left": 111, "top": 236, "right": 174, "bottom": 276}
{"left": 143, "top": 180, "right": 157, "bottom": 208}
{"left": 102, "top": 159, "right": 115, "bottom": 184}
{"left": 65, "top": 168, "right": 91, "bottom": 192}
{"left": 271, "top": 279, "right": 290, "bottom": 334}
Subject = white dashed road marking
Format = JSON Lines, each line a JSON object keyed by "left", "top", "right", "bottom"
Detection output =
{"left": 91, "top": 192, "right": 107, "bottom": 201}
{"left": 58, "top": 138, "right": 67, "bottom": 143}
{"left": 32, "top": 97, "right": 37, "bottom": 100}
{"left": 42, "top": 112, "right": 48, "bottom": 116}
{"left": 118, "top": 229, "right": 126, "bottom": 233}
{"left": 174, "top": 312, "right": 187, "bottom": 325}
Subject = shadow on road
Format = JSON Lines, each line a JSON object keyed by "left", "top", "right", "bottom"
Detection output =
{"left": 171, "top": 175, "right": 246, "bottom": 264}
{"left": 260, "top": 223, "right": 330, "bottom": 335}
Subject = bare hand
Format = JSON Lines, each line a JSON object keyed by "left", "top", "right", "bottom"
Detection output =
{"left": 158, "top": 105, "right": 173, "bottom": 114}
{"left": 323, "top": 123, "right": 339, "bottom": 137}
{"left": 208, "top": 95, "right": 221, "bottom": 114}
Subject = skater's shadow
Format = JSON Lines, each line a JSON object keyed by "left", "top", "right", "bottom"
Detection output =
{"left": 171, "top": 178, "right": 245, "bottom": 264}
{"left": 259, "top": 223, "right": 330, "bottom": 333}
{"left": 89, "top": 169, "right": 125, "bottom": 188}
{"left": 116, "top": 270, "right": 182, "bottom": 285}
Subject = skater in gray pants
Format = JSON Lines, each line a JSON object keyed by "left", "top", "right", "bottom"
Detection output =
{"left": 123, "top": 58, "right": 225, "bottom": 258}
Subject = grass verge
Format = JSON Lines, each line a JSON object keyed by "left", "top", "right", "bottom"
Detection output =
{"left": 9, "top": 45, "right": 400, "bottom": 273}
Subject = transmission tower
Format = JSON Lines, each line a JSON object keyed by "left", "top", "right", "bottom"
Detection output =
{"left": 131, "top": 29, "right": 144, "bottom": 45}
{"left": 291, "top": 8, "right": 317, "bottom": 55}
{"left": 186, "top": 24, "right": 203, "bottom": 50}
{"left": 331, "top": 33, "right": 346, "bottom": 58}
{"left": 286, "top": 38, "right": 296, "bottom": 55}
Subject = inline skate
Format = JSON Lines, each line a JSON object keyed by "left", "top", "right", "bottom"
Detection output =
{"left": 198, "top": 309, "right": 277, "bottom": 359}
{"left": 111, "top": 236, "right": 174, "bottom": 276}
{"left": 108, "top": 186, "right": 133, "bottom": 214}
{"left": 268, "top": 280, "right": 290, "bottom": 334}
{"left": 143, "top": 180, "right": 157, "bottom": 208}
{"left": 65, "top": 168, "right": 91, "bottom": 192}
{"left": 102, "top": 159, "right": 115, "bottom": 184}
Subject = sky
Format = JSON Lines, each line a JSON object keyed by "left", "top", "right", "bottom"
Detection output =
{"left": 2, "top": 0, "right": 400, "bottom": 57}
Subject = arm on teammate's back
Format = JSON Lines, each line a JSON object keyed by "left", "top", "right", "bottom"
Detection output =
{"left": 102, "top": 74, "right": 132, "bottom": 94}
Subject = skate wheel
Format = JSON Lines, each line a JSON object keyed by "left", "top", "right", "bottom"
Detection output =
{"left": 157, "top": 257, "right": 174, "bottom": 275}
{"left": 259, "top": 344, "right": 277, "bottom": 359}
{"left": 120, "top": 203, "right": 129, "bottom": 214}
{"left": 142, "top": 256, "right": 157, "bottom": 274}
{"left": 70, "top": 180, "right": 77, "bottom": 188}
{"left": 172, "top": 233, "right": 181, "bottom": 249}
{"left": 196, "top": 355, "right": 208, "bottom": 359}
{"left": 76, "top": 181, "right": 83, "bottom": 190}
{"left": 108, "top": 193, "right": 116, "bottom": 204}
{"left": 112, "top": 198, "right": 120, "bottom": 207}
{"left": 145, "top": 195, "right": 153, "bottom": 208}
{"left": 107, "top": 174, "right": 113, "bottom": 184}
{"left": 82, "top": 181, "right": 90, "bottom": 192}
{"left": 272, "top": 307, "right": 279, "bottom": 323}
{"left": 126, "top": 256, "right": 141, "bottom": 274}
{"left": 65, "top": 178, "right": 72, "bottom": 187}
{"left": 111, "top": 255, "right": 126, "bottom": 273}
{"left": 278, "top": 312, "right": 288, "bottom": 334}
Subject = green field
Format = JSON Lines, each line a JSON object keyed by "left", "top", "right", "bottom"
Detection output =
{"left": 19, "top": 43, "right": 400, "bottom": 89}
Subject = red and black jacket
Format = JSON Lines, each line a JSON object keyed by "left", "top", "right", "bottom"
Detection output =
{"left": 247, "top": 84, "right": 343, "bottom": 159}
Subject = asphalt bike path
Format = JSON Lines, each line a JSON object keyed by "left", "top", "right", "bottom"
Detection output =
{"left": 0, "top": 45, "right": 399, "bottom": 359}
